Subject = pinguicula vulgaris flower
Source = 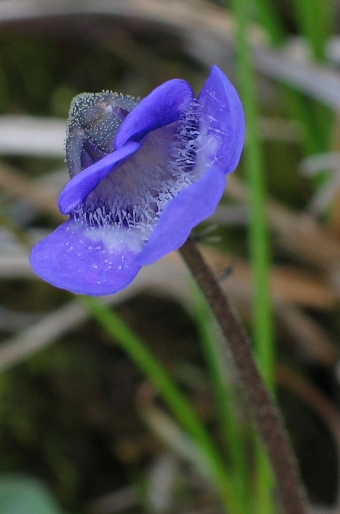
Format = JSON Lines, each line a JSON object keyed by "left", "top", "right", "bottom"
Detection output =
{"left": 30, "top": 66, "right": 245, "bottom": 296}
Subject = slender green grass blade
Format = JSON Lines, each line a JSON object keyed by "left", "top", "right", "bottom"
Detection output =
{"left": 192, "top": 283, "right": 249, "bottom": 512}
{"left": 252, "top": 0, "right": 285, "bottom": 44}
{"left": 292, "top": 0, "right": 334, "bottom": 157}
{"left": 228, "top": 0, "right": 274, "bottom": 387}
{"left": 227, "top": 0, "right": 275, "bottom": 511}
{"left": 80, "top": 296, "right": 243, "bottom": 514}
{"left": 293, "top": 0, "right": 331, "bottom": 61}
{"left": 254, "top": 0, "right": 333, "bottom": 156}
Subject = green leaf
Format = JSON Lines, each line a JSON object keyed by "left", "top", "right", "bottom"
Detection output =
{"left": 0, "top": 476, "right": 64, "bottom": 514}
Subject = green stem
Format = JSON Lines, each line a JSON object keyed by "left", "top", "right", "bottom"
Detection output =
{"left": 179, "top": 238, "right": 307, "bottom": 514}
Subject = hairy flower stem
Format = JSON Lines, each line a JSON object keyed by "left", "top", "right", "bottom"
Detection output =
{"left": 179, "top": 237, "right": 307, "bottom": 514}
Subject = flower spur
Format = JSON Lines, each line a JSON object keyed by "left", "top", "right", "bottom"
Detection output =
{"left": 30, "top": 66, "right": 245, "bottom": 295}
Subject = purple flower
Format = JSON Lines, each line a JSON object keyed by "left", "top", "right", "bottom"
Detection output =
{"left": 30, "top": 66, "right": 245, "bottom": 296}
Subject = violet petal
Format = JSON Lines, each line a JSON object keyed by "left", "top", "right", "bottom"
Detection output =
{"left": 30, "top": 220, "right": 142, "bottom": 296}
{"left": 137, "top": 166, "right": 226, "bottom": 265}
{"left": 198, "top": 65, "right": 245, "bottom": 174}
{"left": 115, "top": 79, "right": 194, "bottom": 148}
{"left": 58, "top": 141, "right": 140, "bottom": 215}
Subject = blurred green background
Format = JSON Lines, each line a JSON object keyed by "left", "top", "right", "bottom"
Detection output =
{"left": 0, "top": 1, "right": 340, "bottom": 513}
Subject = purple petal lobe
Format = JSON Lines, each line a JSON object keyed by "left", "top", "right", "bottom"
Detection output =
{"left": 115, "top": 79, "right": 194, "bottom": 148}
{"left": 198, "top": 65, "right": 245, "bottom": 174}
{"left": 30, "top": 221, "right": 142, "bottom": 296}
{"left": 137, "top": 167, "right": 226, "bottom": 265}
{"left": 58, "top": 141, "right": 140, "bottom": 215}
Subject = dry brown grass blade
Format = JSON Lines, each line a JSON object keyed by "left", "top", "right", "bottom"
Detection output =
{"left": 0, "top": 115, "right": 65, "bottom": 156}
{"left": 203, "top": 248, "right": 337, "bottom": 309}
{"left": 88, "top": 485, "right": 139, "bottom": 514}
{"left": 204, "top": 248, "right": 339, "bottom": 365}
{"left": 0, "top": 247, "right": 336, "bottom": 371}
{"left": 0, "top": 0, "right": 238, "bottom": 39}
{"left": 0, "top": 162, "right": 63, "bottom": 220}
{"left": 0, "top": 299, "right": 88, "bottom": 371}
{"left": 226, "top": 175, "right": 340, "bottom": 269}
{"left": 0, "top": 253, "right": 193, "bottom": 371}
{"left": 1, "top": 0, "right": 339, "bottom": 111}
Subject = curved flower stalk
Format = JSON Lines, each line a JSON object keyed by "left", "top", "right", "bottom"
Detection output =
{"left": 30, "top": 66, "right": 245, "bottom": 295}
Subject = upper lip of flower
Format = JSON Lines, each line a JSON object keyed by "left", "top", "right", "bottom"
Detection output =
{"left": 65, "top": 91, "right": 141, "bottom": 178}
{"left": 30, "top": 65, "right": 245, "bottom": 296}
